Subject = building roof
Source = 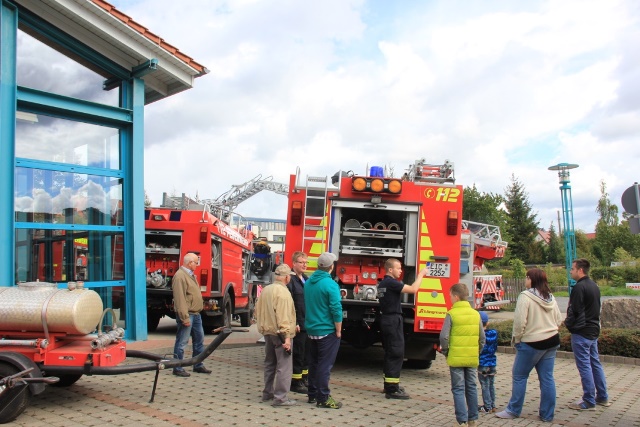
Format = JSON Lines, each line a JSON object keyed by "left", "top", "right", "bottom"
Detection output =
{"left": 536, "top": 229, "right": 550, "bottom": 244}
{"left": 15, "top": 0, "right": 208, "bottom": 104}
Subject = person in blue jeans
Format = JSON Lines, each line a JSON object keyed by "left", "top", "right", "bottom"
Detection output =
{"left": 495, "top": 268, "right": 562, "bottom": 422}
{"left": 477, "top": 311, "right": 497, "bottom": 413}
{"left": 565, "top": 258, "right": 611, "bottom": 410}
{"left": 304, "top": 252, "right": 343, "bottom": 409}
{"left": 172, "top": 253, "right": 211, "bottom": 376}
{"left": 440, "top": 283, "right": 485, "bottom": 427}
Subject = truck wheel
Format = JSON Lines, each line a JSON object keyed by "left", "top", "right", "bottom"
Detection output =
{"left": 51, "top": 374, "right": 82, "bottom": 387}
{"left": 221, "top": 293, "right": 232, "bottom": 329}
{"left": 403, "top": 359, "right": 432, "bottom": 369}
{"left": 0, "top": 361, "right": 31, "bottom": 424}
{"left": 147, "top": 313, "right": 162, "bottom": 332}
{"left": 239, "top": 288, "right": 256, "bottom": 327}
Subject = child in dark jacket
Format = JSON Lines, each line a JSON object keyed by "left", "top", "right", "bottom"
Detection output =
{"left": 478, "top": 311, "right": 498, "bottom": 413}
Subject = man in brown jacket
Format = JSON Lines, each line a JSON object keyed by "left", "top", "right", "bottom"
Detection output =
{"left": 172, "top": 252, "right": 211, "bottom": 377}
{"left": 256, "top": 264, "right": 297, "bottom": 406}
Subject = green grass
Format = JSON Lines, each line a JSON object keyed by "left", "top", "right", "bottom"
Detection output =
{"left": 554, "top": 287, "right": 640, "bottom": 298}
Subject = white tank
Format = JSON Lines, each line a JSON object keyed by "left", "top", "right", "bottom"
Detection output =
{"left": 0, "top": 282, "right": 103, "bottom": 335}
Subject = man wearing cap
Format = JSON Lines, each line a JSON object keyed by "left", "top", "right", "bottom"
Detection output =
{"left": 377, "top": 258, "right": 429, "bottom": 399}
{"left": 255, "top": 264, "right": 298, "bottom": 407}
{"left": 304, "top": 252, "right": 343, "bottom": 409}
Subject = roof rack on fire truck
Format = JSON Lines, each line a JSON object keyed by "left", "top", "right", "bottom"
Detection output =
{"left": 403, "top": 158, "right": 455, "bottom": 184}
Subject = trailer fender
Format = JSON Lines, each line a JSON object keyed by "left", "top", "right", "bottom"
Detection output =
{"left": 0, "top": 352, "right": 46, "bottom": 395}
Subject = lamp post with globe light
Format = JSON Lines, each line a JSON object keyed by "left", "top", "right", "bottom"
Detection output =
{"left": 548, "top": 163, "right": 579, "bottom": 294}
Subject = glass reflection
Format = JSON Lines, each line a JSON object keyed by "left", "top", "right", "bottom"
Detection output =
{"left": 16, "top": 30, "right": 120, "bottom": 106}
{"left": 15, "top": 168, "right": 123, "bottom": 226}
{"left": 15, "top": 229, "right": 125, "bottom": 283}
{"left": 16, "top": 114, "right": 120, "bottom": 169}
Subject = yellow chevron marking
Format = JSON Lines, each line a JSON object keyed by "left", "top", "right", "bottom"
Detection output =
{"left": 420, "top": 277, "right": 443, "bottom": 290}
{"left": 417, "top": 291, "right": 445, "bottom": 304}
{"left": 420, "top": 236, "right": 432, "bottom": 247}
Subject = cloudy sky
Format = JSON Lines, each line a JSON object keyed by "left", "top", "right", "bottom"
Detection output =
{"left": 108, "top": 0, "right": 639, "bottom": 233}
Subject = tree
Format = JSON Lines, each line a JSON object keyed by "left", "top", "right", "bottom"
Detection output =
{"left": 596, "top": 180, "right": 619, "bottom": 226}
{"left": 463, "top": 184, "right": 507, "bottom": 226}
{"left": 546, "top": 222, "right": 562, "bottom": 264}
{"left": 503, "top": 174, "right": 539, "bottom": 263}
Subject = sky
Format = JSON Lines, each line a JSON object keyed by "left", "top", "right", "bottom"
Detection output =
{"left": 100, "top": 1, "right": 640, "bottom": 232}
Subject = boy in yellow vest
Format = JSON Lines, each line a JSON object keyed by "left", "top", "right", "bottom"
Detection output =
{"left": 439, "top": 283, "right": 486, "bottom": 427}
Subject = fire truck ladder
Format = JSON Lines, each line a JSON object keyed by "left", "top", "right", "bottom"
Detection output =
{"left": 302, "top": 175, "right": 329, "bottom": 264}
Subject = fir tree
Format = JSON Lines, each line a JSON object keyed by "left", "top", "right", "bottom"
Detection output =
{"left": 504, "top": 174, "right": 539, "bottom": 263}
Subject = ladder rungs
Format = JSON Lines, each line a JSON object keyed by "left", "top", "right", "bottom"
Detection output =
{"left": 307, "top": 176, "right": 327, "bottom": 182}
{"left": 306, "top": 196, "right": 326, "bottom": 200}
{"left": 303, "top": 237, "right": 324, "bottom": 242}
{"left": 304, "top": 225, "right": 324, "bottom": 230}
{"left": 304, "top": 216, "right": 324, "bottom": 221}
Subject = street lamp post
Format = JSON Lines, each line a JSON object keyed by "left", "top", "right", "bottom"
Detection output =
{"left": 548, "top": 163, "right": 579, "bottom": 294}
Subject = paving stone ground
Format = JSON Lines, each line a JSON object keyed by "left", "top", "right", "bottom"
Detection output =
{"left": 6, "top": 328, "right": 640, "bottom": 427}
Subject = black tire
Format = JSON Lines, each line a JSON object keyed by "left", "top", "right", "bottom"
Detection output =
{"left": 0, "top": 362, "right": 31, "bottom": 424}
{"left": 239, "top": 288, "right": 256, "bottom": 327}
{"left": 403, "top": 359, "right": 432, "bottom": 370}
{"left": 147, "top": 313, "right": 162, "bottom": 332}
{"left": 221, "top": 293, "right": 232, "bottom": 329}
{"left": 51, "top": 374, "right": 83, "bottom": 387}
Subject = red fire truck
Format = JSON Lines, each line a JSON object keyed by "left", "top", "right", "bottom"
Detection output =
{"left": 283, "top": 159, "right": 462, "bottom": 368}
{"left": 460, "top": 220, "right": 508, "bottom": 310}
{"left": 144, "top": 196, "right": 272, "bottom": 332}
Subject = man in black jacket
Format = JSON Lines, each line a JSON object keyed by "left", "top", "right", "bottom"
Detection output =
{"left": 288, "top": 251, "right": 309, "bottom": 394}
{"left": 565, "top": 258, "right": 610, "bottom": 410}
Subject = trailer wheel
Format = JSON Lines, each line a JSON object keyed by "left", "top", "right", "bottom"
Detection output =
{"left": 51, "top": 374, "right": 82, "bottom": 387}
{"left": 239, "top": 287, "right": 256, "bottom": 327}
{"left": 147, "top": 313, "right": 163, "bottom": 332}
{"left": 0, "top": 362, "right": 31, "bottom": 424}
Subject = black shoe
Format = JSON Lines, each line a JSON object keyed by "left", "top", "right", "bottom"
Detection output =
{"left": 478, "top": 405, "right": 490, "bottom": 413}
{"left": 307, "top": 396, "right": 317, "bottom": 404}
{"left": 173, "top": 370, "right": 190, "bottom": 377}
{"left": 290, "top": 382, "right": 308, "bottom": 394}
{"left": 385, "top": 389, "right": 410, "bottom": 399}
{"left": 193, "top": 366, "right": 212, "bottom": 374}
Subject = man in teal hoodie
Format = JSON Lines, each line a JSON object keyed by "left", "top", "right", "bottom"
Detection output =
{"left": 304, "top": 252, "right": 343, "bottom": 409}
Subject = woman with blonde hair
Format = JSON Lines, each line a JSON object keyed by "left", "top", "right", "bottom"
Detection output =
{"left": 495, "top": 268, "right": 563, "bottom": 423}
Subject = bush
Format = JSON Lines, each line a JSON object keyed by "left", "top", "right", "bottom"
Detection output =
{"left": 490, "top": 320, "right": 640, "bottom": 358}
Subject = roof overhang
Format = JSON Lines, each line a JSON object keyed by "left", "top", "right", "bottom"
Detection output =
{"left": 14, "top": 0, "right": 208, "bottom": 104}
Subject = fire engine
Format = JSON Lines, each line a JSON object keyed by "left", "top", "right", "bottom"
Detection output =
{"left": 143, "top": 194, "right": 273, "bottom": 332}
{"left": 460, "top": 220, "right": 508, "bottom": 310}
{"left": 283, "top": 159, "right": 462, "bottom": 368}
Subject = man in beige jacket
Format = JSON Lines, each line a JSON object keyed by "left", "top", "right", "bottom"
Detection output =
{"left": 256, "top": 264, "right": 297, "bottom": 406}
{"left": 172, "top": 252, "right": 211, "bottom": 377}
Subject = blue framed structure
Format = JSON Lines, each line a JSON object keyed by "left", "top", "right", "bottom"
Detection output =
{"left": 0, "top": 0, "right": 206, "bottom": 341}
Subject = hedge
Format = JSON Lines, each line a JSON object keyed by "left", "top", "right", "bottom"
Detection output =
{"left": 491, "top": 320, "right": 640, "bottom": 359}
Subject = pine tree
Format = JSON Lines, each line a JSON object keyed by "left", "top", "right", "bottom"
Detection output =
{"left": 546, "top": 222, "right": 562, "bottom": 264}
{"left": 504, "top": 174, "right": 539, "bottom": 263}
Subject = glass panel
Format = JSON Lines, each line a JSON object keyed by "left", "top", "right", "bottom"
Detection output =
{"left": 15, "top": 167, "right": 123, "bottom": 226}
{"left": 15, "top": 229, "right": 125, "bottom": 283}
{"left": 16, "top": 29, "right": 120, "bottom": 106}
{"left": 16, "top": 114, "right": 120, "bottom": 169}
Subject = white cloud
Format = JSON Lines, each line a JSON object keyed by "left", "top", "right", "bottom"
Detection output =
{"left": 110, "top": 0, "right": 640, "bottom": 233}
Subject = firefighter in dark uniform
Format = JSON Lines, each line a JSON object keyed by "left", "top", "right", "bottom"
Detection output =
{"left": 377, "top": 258, "right": 429, "bottom": 399}
{"left": 288, "top": 251, "right": 309, "bottom": 393}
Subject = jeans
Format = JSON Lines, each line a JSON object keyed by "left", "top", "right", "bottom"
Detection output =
{"left": 450, "top": 367, "right": 479, "bottom": 423}
{"left": 307, "top": 333, "right": 341, "bottom": 403}
{"left": 478, "top": 366, "right": 496, "bottom": 410}
{"left": 173, "top": 313, "right": 205, "bottom": 372}
{"left": 505, "top": 342, "right": 558, "bottom": 422}
{"left": 571, "top": 334, "right": 608, "bottom": 406}
{"left": 262, "top": 335, "right": 293, "bottom": 403}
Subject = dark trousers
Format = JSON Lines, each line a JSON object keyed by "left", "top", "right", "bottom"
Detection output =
{"left": 381, "top": 314, "right": 404, "bottom": 390}
{"left": 307, "top": 333, "right": 341, "bottom": 403}
{"left": 292, "top": 331, "right": 308, "bottom": 379}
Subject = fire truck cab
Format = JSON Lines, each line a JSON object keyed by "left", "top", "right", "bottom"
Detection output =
{"left": 144, "top": 201, "right": 269, "bottom": 332}
{"left": 284, "top": 159, "right": 463, "bottom": 368}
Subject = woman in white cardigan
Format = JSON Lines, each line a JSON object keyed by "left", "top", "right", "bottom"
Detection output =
{"left": 496, "top": 268, "right": 563, "bottom": 423}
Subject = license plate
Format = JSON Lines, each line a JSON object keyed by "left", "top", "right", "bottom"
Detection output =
{"left": 426, "top": 262, "right": 450, "bottom": 278}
